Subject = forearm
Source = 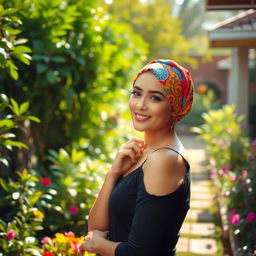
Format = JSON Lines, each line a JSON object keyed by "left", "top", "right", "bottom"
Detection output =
{"left": 88, "top": 171, "right": 119, "bottom": 231}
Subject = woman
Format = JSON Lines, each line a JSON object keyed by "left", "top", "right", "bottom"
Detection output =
{"left": 80, "top": 59, "right": 194, "bottom": 256}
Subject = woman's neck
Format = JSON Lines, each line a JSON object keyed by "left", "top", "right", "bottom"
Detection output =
{"left": 143, "top": 128, "right": 175, "bottom": 151}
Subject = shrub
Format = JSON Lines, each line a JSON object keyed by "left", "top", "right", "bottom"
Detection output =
{"left": 193, "top": 104, "right": 256, "bottom": 255}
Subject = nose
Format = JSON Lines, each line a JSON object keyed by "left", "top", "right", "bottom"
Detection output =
{"left": 137, "top": 96, "right": 148, "bottom": 110}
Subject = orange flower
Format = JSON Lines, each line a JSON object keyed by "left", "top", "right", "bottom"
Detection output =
{"left": 198, "top": 84, "right": 208, "bottom": 94}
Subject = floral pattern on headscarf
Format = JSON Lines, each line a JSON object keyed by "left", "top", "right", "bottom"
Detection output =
{"left": 133, "top": 59, "right": 194, "bottom": 122}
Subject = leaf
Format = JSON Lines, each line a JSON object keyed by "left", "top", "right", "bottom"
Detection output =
{"left": 14, "top": 45, "right": 32, "bottom": 53}
{"left": 0, "top": 94, "right": 9, "bottom": 104}
{"left": 0, "top": 157, "right": 9, "bottom": 166}
{"left": 19, "top": 102, "right": 30, "bottom": 114}
{"left": 46, "top": 69, "right": 56, "bottom": 84}
{"left": 26, "top": 115, "right": 40, "bottom": 123}
{"left": 0, "top": 119, "right": 15, "bottom": 132}
{"left": 51, "top": 56, "right": 66, "bottom": 63}
{"left": 0, "top": 178, "right": 8, "bottom": 191}
{"left": 10, "top": 98, "right": 19, "bottom": 115}
{"left": 9, "top": 62, "right": 18, "bottom": 80}
{"left": 36, "top": 62, "right": 47, "bottom": 73}
{"left": 4, "top": 139, "right": 28, "bottom": 149}
{"left": 11, "top": 52, "right": 31, "bottom": 65}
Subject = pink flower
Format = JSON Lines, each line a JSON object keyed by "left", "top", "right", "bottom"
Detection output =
{"left": 209, "top": 172, "right": 216, "bottom": 179}
{"left": 240, "top": 170, "right": 248, "bottom": 180}
{"left": 226, "top": 128, "right": 233, "bottom": 134}
{"left": 219, "top": 167, "right": 229, "bottom": 175}
{"left": 64, "top": 231, "right": 75, "bottom": 237}
{"left": 69, "top": 205, "right": 79, "bottom": 215}
{"left": 229, "top": 209, "right": 236, "bottom": 217}
{"left": 72, "top": 243, "right": 80, "bottom": 253}
{"left": 40, "top": 177, "right": 51, "bottom": 186}
{"left": 6, "top": 229, "right": 15, "bottom": 240}
{"left": 246, "top": 212, "right": 256, "bottom": 223}
{"left": 229, "top": 174, "right": 236, "bottom": 181}
{"left": 252, "top": 140, "right": 256, "bottom": 147}
{"left": 230, "top": 214, "right": 240, "bottom": 225}
{"left": 41, "top": 236, "right": 51, "bottom": 245}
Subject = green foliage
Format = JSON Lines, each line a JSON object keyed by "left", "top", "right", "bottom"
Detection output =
{"left": 192, "top": 105, "right": 256, "bottom": 254}
{"left": 0, "top": 170, "right": 43, "bottom": 256}
{"left": 0, "top": 93, "right": 40, "bottom": 167}
{"left": 0, "top": 0, "right": 147, "bottom": 168}
{"left": 191, "top": 105, "right": 249, "bottom": 169}
{"left": 39, "top": 147, "right": 104, "bottom": 236}
{"left": 0, "top": 5, "right": 31, "bottom": 80}
{"left": 179, "top": 89, "right": 220, "bottom": 128}
{"left": 107, "top": 0, "right": 197, "bottom": 66}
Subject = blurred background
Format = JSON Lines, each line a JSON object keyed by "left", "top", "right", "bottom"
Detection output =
{"left": 0, "top": 0, "right": 255, "bottom": 255}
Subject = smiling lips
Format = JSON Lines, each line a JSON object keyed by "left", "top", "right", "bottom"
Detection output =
{"left": 134, "top": 112, "right": 151, "bottom": 121}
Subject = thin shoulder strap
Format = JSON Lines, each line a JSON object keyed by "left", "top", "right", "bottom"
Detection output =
{"left": 146, "top": 147, "right": 190, "bottom": 170}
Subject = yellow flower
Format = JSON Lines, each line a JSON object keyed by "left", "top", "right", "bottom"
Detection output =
{"left": 35, "top": 191, "right": 43, "bottom": 197}
{"left": 33, "top": 210, "right": 44, "bottom": 218}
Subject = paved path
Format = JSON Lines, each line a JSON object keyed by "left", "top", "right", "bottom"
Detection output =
{"left": 176, "top": 134, "right": 222, "bottom": 256}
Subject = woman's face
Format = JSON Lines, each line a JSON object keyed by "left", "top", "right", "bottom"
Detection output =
{"left": 129, "top": 71, "right": 174, "bottom": 132}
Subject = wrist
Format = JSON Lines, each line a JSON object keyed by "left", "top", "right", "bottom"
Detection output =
{"left": 107, "top": 169, "right": 121, "bottom": 178}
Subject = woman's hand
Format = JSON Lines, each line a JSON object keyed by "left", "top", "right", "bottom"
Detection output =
{"left": 80, "top": 230, "right": 108, "bottom": 254}
{"left": 110, "top": 137, "right": 145, "bottom": 176}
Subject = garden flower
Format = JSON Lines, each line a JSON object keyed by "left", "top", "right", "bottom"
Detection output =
{"left": 230, "top": 214, "right": 240, "bottom": 225}
{"left": 43, "top": 252, "right": 53, "bottom": 256}
{"left": 226, "top": 127, "right": 233, "bottom": 134}
{"left": 197, "top": 84, "right": 208, "bottom": 94}
{"left": 219, "top": 167, "right": 229, "bottom": 175}
{"left": 229, "top": 209, "right": 236, "bottom": 217}
{"left": 229, "top": 174, "right": 236, "bottom": 181}
{"left": 252, "top": 140, "right": 256, "bottom": 147}
{"left": 6, "top": 229, "right": 15, "bottom": 240}
{"left": 209, "top": 172, "right": 216, "bottom": 179}
{"left": 33, "top": 209, "right": 44, "bottom": 218}
{"left": 41, "top": 236, "right": 51, "bottom": 245}
{"left": 246, "top": 212, "right": 256, "bottom": 223}
{"left": 69, "top": 205, "right": 79, "bottom": 215}
{"left": 65, "top": 231, "right": 75, "bottom": 237}
{"left": 41, "top": 177, "right": 51, "bottom": 186}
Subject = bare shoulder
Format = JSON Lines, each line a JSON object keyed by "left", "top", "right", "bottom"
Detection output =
{"left": 143, "top": 148, "right": 187, "bottom": 196}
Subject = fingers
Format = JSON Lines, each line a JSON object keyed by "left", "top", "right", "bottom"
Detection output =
{"left": 130, "top": 137, "right": 145, "bottom": 149}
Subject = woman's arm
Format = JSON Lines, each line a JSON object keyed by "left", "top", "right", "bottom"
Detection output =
{"left": 88, "top": 172, "right": 119, "bottom": 231}
{"left": 88, "top": 138, "right": 144, "bottom": 231}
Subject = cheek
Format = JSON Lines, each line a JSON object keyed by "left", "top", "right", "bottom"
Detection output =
{"left": 128, "top": 97, "right": 135, "bottom": 111}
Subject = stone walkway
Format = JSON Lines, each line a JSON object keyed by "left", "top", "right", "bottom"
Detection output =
{"left": 176, "top": 134, "right": 221, "bottom": 256}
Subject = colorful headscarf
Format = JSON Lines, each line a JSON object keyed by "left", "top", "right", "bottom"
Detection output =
{"left": 133, "top": 59, "right": 194, "bottom": 123}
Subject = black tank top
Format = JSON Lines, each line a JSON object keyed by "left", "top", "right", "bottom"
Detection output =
{"left": 108, "top": 148, "right": 190, "bottom": 256}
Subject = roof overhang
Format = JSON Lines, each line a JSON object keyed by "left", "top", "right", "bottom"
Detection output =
{"left": 206, "top": 0, "right": 256, "bottom": 10}
{"left": 208, "top": 9, "right": 256, "bottom": 47}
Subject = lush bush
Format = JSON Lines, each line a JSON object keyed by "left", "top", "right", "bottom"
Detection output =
{"left": 192, "top": 105, "right": 256, "bottom": 255}
{"left": 178, "top": 89, "right": 220, "bottom": 128}
{"left": 0, "top": 170, "right": 43, "bottom": 256}
{"left": 0, "top": 0, "right": 148, "bottom": 170}
{"left": 39, "top": 148, "right": 104, "bottom": 237}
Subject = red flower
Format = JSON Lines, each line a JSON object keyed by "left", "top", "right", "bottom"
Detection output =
{"left": 43, "top": 251, "right": 53, "bottom": 256}
{"left": 6, "top": 229, "right": 15, "bottom": 240}
{"left": 41, "top": 177, "right": 51, "bottom": 186}
{"left": 246, "top": 212, "right": 256, "bottom": 223}
{"left": 69, "top": 205, "right": 79, "bottom": 215}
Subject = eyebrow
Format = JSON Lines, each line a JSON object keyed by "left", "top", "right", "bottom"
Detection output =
{"left": 133, "top": 85, "right": 165, "bottom": 97}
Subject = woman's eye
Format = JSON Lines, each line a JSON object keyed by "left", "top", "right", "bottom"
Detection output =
{"left": 131, "top": 90, "right": 141, "bottom": 96}
{"left": 151, "top": 96, "right": 161, "bottom": 101}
